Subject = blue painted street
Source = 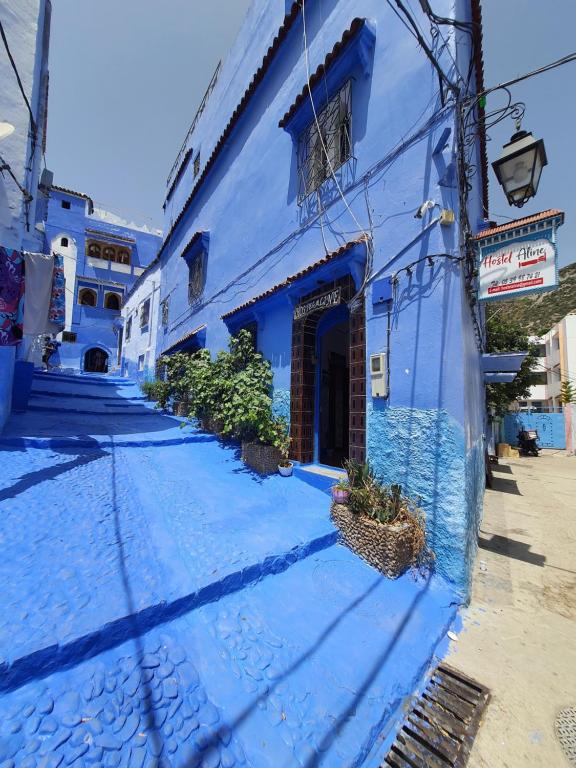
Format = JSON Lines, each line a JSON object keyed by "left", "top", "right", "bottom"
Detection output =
{"left": 0, "top": 372, "right": 459, "bottom": 767}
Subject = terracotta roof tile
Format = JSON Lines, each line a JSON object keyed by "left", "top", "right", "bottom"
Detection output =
{"left": 161, "top": 324, "right": 207, "bottom": 356}
{"left": 471, "top": 0, "right": 489, "bottom": 217}
{"left": 472, "top": 209, "right": 564, "bottom": 240}
{"left": 221, "top": 236, "right": 368, "bottom": 319}
{"left": 51, "top": 185, "right": 94, "bottom": 214}
{"left": 278, "top": 17, "right": 366, "bottom": 129}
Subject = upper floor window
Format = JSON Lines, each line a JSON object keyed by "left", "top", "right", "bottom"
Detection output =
{"left": 126, "top": 315, "right": 132, "bottom": 341}
{"left": 298, "top": 80, "right": 352, "bottom": 200}
{"left": 79, "top": 287, "right": 97, "bottom": 306}
{"left": 61, "top": 200, "right": 71, "bottom": 210}
{"left": 140, "top": 298, "right": 151, "bottom": 328}
{"left": 161, "top": 298, "right": 169, "bottom": 327}
{"left": 104, "top": 292, "right": 121, "bottom": 311}
{"left": 188, "top": 254, "right": 205, "bottom": 304}
{"left": 529, "top": 372, "right": 548, "bottom": 387}
{"left": 60, "top": 237, "right": 69, "bottom": 247}
{"left": 86, "top": 239, "right": 131, "bottom": 265}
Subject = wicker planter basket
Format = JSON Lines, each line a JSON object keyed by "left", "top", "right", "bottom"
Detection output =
{"left": 331, "top": 503, "right": 420, "bottom": 579}
{"left": 201, "top": 416, "right": 225, "bottom": 435}
{"left": 242, "top": 441, "right": 283, "bottom": 475}
{"left": 173, "top": 401, "right": 188, "bottom": 417}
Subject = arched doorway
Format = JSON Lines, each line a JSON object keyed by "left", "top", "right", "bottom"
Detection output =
{"left": 84, "top": 347, "right": 109, "bottom": 373}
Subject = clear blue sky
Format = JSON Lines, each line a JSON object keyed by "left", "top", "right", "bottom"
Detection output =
{"left": 46, "top": 0, "right": 575, "bottom": 265}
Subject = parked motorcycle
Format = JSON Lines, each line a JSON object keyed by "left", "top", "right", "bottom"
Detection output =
{"left": 518, "top": 429, "right": 539, "bottom": 457}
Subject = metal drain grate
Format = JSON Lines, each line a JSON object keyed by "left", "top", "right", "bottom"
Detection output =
{"left": 384, "top": 664, "right": 490, "bottom": 768}
{"left": 556, "top": 707, "right": 576, "bottom": 767}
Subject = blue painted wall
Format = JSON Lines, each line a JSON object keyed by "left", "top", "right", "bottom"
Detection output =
{"left": 156, "top": 0, "right": 486, "bottom": 595}
{"left": 504, "top": 412, "right": 566, "bottom": 449}
{"left": 0, "top": 0, "right": 51, "bottom": 431}
{"left": 44, "top": 188, "right": 161, "bottom": 372}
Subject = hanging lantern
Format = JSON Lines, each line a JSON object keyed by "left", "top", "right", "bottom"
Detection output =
{"left": 492, "top": 129, "right": 548, "bottom": 208}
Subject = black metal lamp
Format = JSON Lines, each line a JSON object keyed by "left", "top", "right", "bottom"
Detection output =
{"left": 492, "top": 127, "right": 547, "bottom": 207}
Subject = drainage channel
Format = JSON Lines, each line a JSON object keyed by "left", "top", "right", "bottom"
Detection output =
{"left": 384, "top": 664, "right": 490, "bottom": 768}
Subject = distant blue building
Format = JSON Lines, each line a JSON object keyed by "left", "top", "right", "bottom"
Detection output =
{"left": 44, "top": 185, "right": 161, "bottom": 373}
{"left": 156, "top": 0, "right": 488, "bottom": 595}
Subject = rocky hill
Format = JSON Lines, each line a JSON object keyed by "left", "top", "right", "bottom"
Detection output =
{"left": 486, "top": 262, "right": 576, "bottom": 336}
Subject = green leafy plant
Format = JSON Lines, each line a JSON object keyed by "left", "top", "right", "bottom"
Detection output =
{"left": 560, "top": 380, "right": 576, "bottom": 405}
{"left": 140, "top": 379, "right": 171, "bottom": 409}
{"left": 157, "top": 330, "right": 288, "bottom": 451}
{"left": 333, "top": 478, "right": 350, "bottom": 492}
{"left": 485, "top": 309, "right": 540, "bottom": 416}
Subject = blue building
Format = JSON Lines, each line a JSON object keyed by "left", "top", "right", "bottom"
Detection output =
{"left": 0, "top": 0, "right": 52, "bottom": 430}
{"left": 44, "top": 185, "right": 161, "bottom": 373}
{"left": 157, "top": 0, "right": 487, "bottom": 595}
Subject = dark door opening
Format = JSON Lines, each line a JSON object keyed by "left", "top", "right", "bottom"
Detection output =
{"left": 84, "top": 347, "right": 109, "bottom": 373}
{"left": 318, "top": 318, "right": 349, "bottom": 467}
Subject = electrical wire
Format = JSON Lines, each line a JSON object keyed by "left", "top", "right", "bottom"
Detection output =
{"left": 0, "top": 17, "right": 37, "bottom": 135}
{"left": 0, "top": 152, "right": 33, "bottom": 201}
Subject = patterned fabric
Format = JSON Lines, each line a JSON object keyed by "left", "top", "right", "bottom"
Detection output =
{"left": 48, "top": 253, "right": 65, "bottom": 329}
{"left": 0, "top": 247, "right": 25, "bottom": 346}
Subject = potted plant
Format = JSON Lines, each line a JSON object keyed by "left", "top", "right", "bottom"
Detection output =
{"left": 330, "top": 460, "right": 431, "bottom": 579}
{"left": 331, "top": 478, "right": 350, "bottom": 504}
{"left": 276, "top": 421, "right": 293, "bottom": 477}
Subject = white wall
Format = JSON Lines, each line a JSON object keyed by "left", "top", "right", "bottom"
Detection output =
{"left": 120, "top": 263, "right": 160, "bottom": 380}
{"left": 50, "top": 232, "right": 77, "bottom": 331}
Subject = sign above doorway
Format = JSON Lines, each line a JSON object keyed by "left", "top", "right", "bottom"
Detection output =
{"left": 293, "top": 288, "right": 342, "bottom": 320}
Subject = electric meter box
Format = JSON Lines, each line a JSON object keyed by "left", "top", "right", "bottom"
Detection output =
{"left": 370, "top": 353, "right": 388, "bottom": 398}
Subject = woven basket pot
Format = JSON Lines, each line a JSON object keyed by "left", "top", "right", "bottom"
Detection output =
{"left": 331, "top": 503, "right": 421, "bottom": 579}
{"left": 242, "top": 441, "right": 283, "bottom": 475}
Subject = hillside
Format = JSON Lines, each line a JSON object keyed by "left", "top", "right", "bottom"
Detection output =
{"left": 486, "top": 262, "right": 576, "bottom": 336}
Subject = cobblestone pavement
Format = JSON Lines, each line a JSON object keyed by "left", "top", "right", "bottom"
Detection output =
{"left": 0, "top": 371, "right": 460, "bottom": 767}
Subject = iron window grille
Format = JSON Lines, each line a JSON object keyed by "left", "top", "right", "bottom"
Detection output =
{"left": 62, "top": 331, "right": 77, "bottom": 343}
{"left": 161, "top": 298, "right": 169, "bottom": 327}
{"left": 140, "top": 299, "right": 150, "bottom": 328}
{"left": 297, "top": 80, "right": 352, "bottom": 202}
{"left": 188, "top": 254, "right": 205, "bottom": 304}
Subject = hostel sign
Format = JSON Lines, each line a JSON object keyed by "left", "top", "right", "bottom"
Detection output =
{"left": 478, "top": 229, "right": 558, "bottom": 301}
{"left": 294, "top": 288, "right": 342, "bottom": 320}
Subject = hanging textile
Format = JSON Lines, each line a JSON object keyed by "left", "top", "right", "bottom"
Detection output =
{"left": 0, "top": 247, "right": 25, "bottom": 346}
{"left": 23, "top": 252, "right": 54, "bottom": 335}
{"left": 48, "top": 253, "right": 65, "bottom": 331}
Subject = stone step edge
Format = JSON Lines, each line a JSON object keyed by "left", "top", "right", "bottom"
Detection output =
{"left": 25, "top": 405, "right": 155, "bottom": 416}
{"left": 34, "top": 372, "right": 135, "bottom": 387}
{"left": 30, "top": 389, "right": 147, "bottom": 401}
{"left": 0, "top": 531, "right": 338, "bottom": 695}
{"left": 0, "top": 432, "right": 206, "bottom": 450}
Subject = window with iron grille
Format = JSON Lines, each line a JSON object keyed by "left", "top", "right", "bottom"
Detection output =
{"left": 161, "top": 298, "right": 169, "bottom": 327}
{"left": 297, "top": 80, "right": 352, "bottom": 200}
{"left": 62, "top": 331, "right": 77, "bottom": 343}
{"left": 188, "top": 254, "right": 205, "bottom": 304}
{"left": 140, "top": 298, "right": 150, "bottom": 328}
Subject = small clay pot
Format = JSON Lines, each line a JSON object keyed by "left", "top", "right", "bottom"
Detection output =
{"left": 332, "top": 487, "right": 350, "bottom": 504}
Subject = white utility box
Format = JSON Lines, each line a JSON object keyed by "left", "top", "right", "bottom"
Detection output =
{"left": 370, "top": 353, "right": 388, "bottom": 398}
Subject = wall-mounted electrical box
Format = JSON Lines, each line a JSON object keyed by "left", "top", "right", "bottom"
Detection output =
{"left": 370, "top": 352, "right": 388, "bottom": 398}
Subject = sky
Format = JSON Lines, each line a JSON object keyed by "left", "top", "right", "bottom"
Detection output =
{"left": 46, "top": 0, "right": 575, "bottom": 265}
